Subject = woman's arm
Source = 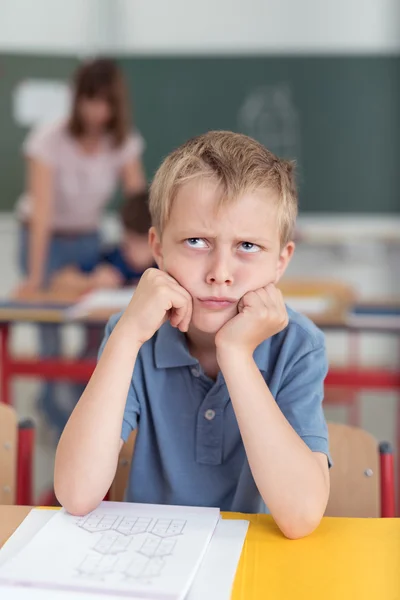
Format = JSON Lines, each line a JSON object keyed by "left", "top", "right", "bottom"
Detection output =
{"left": 24, "top": 157, "right": 53, "bottom": 290}
{"left": 121, "top": 158, "right": 147, "bottom": 195}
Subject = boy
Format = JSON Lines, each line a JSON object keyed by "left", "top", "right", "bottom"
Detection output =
{"left": 55, "top": 132, "right": 330, "bottom": 540}
{"left": 51, "top": 191, "right": 154, "bottom": 293}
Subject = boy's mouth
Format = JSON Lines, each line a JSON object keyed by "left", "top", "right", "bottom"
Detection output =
{"left": 197, "top": 297, "right": 237, "bottom": 310}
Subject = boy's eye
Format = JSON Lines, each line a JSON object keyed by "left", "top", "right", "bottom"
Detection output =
{"left": 240, "top": 242, "right": 260, "bottom": 253}
{"left": 185, "top": 238, "right": 207, "bottom": 248}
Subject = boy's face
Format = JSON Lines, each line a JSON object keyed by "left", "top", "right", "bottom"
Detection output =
{"left": 122, "top": 231, "right": 154, "bottom": 273}
{"left": 149, "top": 179, "right": 294, "bottom": 335}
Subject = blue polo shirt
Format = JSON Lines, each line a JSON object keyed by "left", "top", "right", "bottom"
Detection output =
{"left": 99, "top": 307, "right": 330, "bottom": 513}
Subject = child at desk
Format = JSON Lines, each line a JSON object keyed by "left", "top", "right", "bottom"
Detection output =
{"left": 51, "top": 191, "right": 154, "bottom": 293}
{"left": 55, "top": 132, "right": 331, "bottom": 540}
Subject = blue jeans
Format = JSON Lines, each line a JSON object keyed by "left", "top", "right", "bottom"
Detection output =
{"left": 19, "top": 227, "right": 101, "bottom": 437}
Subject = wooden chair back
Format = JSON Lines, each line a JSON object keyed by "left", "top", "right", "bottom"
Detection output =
{"left": 0, "top": 404, "right": 17, "bottom": 504}
{"left": 109, "top": 430, "right": 137, "bottom": 502}
{"left": 110, "top": 423, "right": 382, "bottom": 517}
{"left": 326, "top": 423, "right": 380, "bottom": 517}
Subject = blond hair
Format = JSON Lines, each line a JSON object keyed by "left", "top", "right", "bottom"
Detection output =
{"left": 149, "top": 131, "right": 297, "bottom": 246}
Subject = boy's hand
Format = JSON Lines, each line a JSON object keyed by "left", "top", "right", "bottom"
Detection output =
{"left": 215, "top": 283, "right": 288, "bottom": 356}
{"left": 120, "top": 268, "right": 193, "bottom": 345}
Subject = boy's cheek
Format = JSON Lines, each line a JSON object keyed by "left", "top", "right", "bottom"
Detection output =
{"left": 163, "top": 268, "right": 195, "bottom": 299}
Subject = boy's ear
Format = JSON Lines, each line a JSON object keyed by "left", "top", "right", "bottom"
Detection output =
{"left": 148, "top": 226, "right": 163, "bottom": 270}
{"left": 275, "top": 241, "right": 295, "bottom": 283}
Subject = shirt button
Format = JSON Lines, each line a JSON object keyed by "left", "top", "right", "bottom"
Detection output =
{"left": 191, "top": 367, "right": 201, "bottom": 377}
{"left": 205, "top": 409, "right": 216, "bottom": 421}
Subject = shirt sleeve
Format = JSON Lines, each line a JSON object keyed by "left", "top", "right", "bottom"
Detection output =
{"left": 98, "top": 313, "right": 140, "bottom": 442}
{"left": 22, "top": 123, "right": 57, "bottom": 166}
{"left": 117, "top": 131, "right": 145, "bottom": 168}
{"left": 276, "top": 333, "right": 332, "bottom": 466}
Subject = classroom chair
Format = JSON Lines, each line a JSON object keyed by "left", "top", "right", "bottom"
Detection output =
{"left": 278, "top": 278, "right": 357, "bottom": 307}
{"left": 326, "top": 423, "right": 395, "bottom": 518}
{"left": 110, "top": 426, "right": 396, "bottom": 519}
{"left": 108, "top": 430, "right": 137, "bottom": 502}
{"left": 0, "top": 404, "right": 34, "bottom": 505}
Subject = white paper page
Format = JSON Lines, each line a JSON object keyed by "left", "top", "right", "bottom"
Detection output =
{"left": 1, "top": 512, "right": 247, "bottom": 600}
{"left": 1, "top": 513, "right": 248, "bottom": 600}
{"left": 65, "top": 287, "right": 136, "bottom": 319}
{"left": 0, "top": 502, "right": 219, "bottom": 600}
{"left": 285, "top": 296, "right": 332, "bottom": 315}
{"left": 186, "top": 519, "right": 248, "bottom": 600}
{"left": 0, "top": 587, "right": 134, "bottom": 600}
{"left": 346, "top": 313, "right": 400, "bottom": 329}
{"left": 0, "top": 510, "right": 54, "bottom": 567}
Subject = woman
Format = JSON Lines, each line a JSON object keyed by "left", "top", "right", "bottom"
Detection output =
{"left": 18, "top": 57, "right": 146, "bottom": 291}
{"left": 16, "top": 58, "right": 146, "bottom": 432}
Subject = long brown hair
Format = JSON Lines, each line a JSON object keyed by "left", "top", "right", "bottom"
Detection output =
{"left": 68, "top": 58, "right": 130, "bottom": 147}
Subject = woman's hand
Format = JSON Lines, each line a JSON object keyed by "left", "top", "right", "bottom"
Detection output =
{"left": 14, "top": 276, "right": 42, "bottom": 298}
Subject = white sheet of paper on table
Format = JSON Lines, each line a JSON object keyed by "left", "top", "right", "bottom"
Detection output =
{"left": 65, "top": 287, "right": 136, "bottom": 319}
{"left": 0, "top": 508, "right": 248, "bottom": 600}
{"left": 284, "top": 295, "right": 332, "bottom": 315}
{"left": 66, "top": 289, "right": 331, "bottom": 319}
{"left": 0, "top": 501, "right": 220, "bottom": 600}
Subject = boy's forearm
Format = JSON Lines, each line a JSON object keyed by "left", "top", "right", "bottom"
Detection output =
{"left": 54, "top": 318, "right": 141, "bottom": 514}
{"left": 218, "top": 349, "right": 329, "bottom": 539}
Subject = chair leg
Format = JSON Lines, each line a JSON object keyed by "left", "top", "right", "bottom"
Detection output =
{"left": 17, "top": 419, "right": 35, "bottom": 506}
{"left": 379, "top": 441, "right": 396, "bottom": 517}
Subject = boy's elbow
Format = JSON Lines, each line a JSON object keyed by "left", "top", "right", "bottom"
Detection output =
{"left": 54, "top": 474, "right": 102, "bottom": 517}
{"left": 55, "top": 485, "right": 100, "bottom": 517}
{"left": 279, "top": 514, "right": 322, "bottom": 540}
{"left": 276, "top": 503, "right": 325, "bottom": 540}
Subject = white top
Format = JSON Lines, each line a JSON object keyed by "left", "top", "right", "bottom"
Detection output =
{"left": 16, "top": 120, "right": 144, "bottom": 233}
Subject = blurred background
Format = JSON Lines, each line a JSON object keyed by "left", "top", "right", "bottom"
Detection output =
{"left": 0, "top": 0, "right": 399, "bottom": 510}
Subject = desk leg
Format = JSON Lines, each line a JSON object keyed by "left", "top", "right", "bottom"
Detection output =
{"left": 396, "top": 394, "right": 400, "bottom": 515}
{"left": 0, "top": 325, "right": 11, "bottom": 405}
{"left": 348, "top": 331, "right": 361, "bottom": 427}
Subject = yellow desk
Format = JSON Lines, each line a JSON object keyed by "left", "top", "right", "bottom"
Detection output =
{"left": 1, "top": 506, "right": 399, "bottom": 599}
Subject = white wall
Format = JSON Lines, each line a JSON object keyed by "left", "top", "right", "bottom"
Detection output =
{"left": 0, "top": 0, "right": 115, "bottom": 54}
{"left": 119, "top": 0, "right": 400, "bottom": 54}
{"left": 0, "top": 0, "right": 399, "bottom": 55}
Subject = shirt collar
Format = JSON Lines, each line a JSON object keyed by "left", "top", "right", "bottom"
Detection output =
{"left": 155, "top": 321, "right": 271, "bottom": 373}
{"left": 154, "top": 322, "right": 198, "bottom": 369}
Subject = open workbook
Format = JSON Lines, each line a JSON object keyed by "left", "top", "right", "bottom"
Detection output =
{"left": 0, "top": 502, "right": 248, "bottom": 600}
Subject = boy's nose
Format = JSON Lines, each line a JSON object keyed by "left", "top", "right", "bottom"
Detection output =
{"left": 206, "top": 252, "right": 233, "bottom": 286}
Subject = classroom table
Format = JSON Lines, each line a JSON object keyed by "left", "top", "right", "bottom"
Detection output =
{"left": 1, "top": 287, "right": 400, "bottom": 394}
{"left": 0, "top": 505, "right": 399, "bottom": 599}
{"left": 1, "top": 291, "right": 400, "bottom": 396}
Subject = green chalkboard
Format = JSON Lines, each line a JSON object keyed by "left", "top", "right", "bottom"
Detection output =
{"left": 0, "top": 54, "right": 78, "bottom": 211}
{"left": 0, "top": 53, "right": 399, "bottom": 213}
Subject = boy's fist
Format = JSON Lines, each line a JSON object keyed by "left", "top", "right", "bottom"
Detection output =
{"left": 215, "top": 283, "right": 288, "bottom": 355}
{"left": 122, "top": 269, "right": 193, "bottom": 345}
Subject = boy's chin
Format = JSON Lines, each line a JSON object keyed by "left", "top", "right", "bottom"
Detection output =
{"left": 189, "top": 312, "right": 232, "bottom": 336}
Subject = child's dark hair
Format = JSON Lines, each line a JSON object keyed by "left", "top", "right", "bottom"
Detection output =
{"left": 120, "top": 191, "right": 152, "bottom": 235}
